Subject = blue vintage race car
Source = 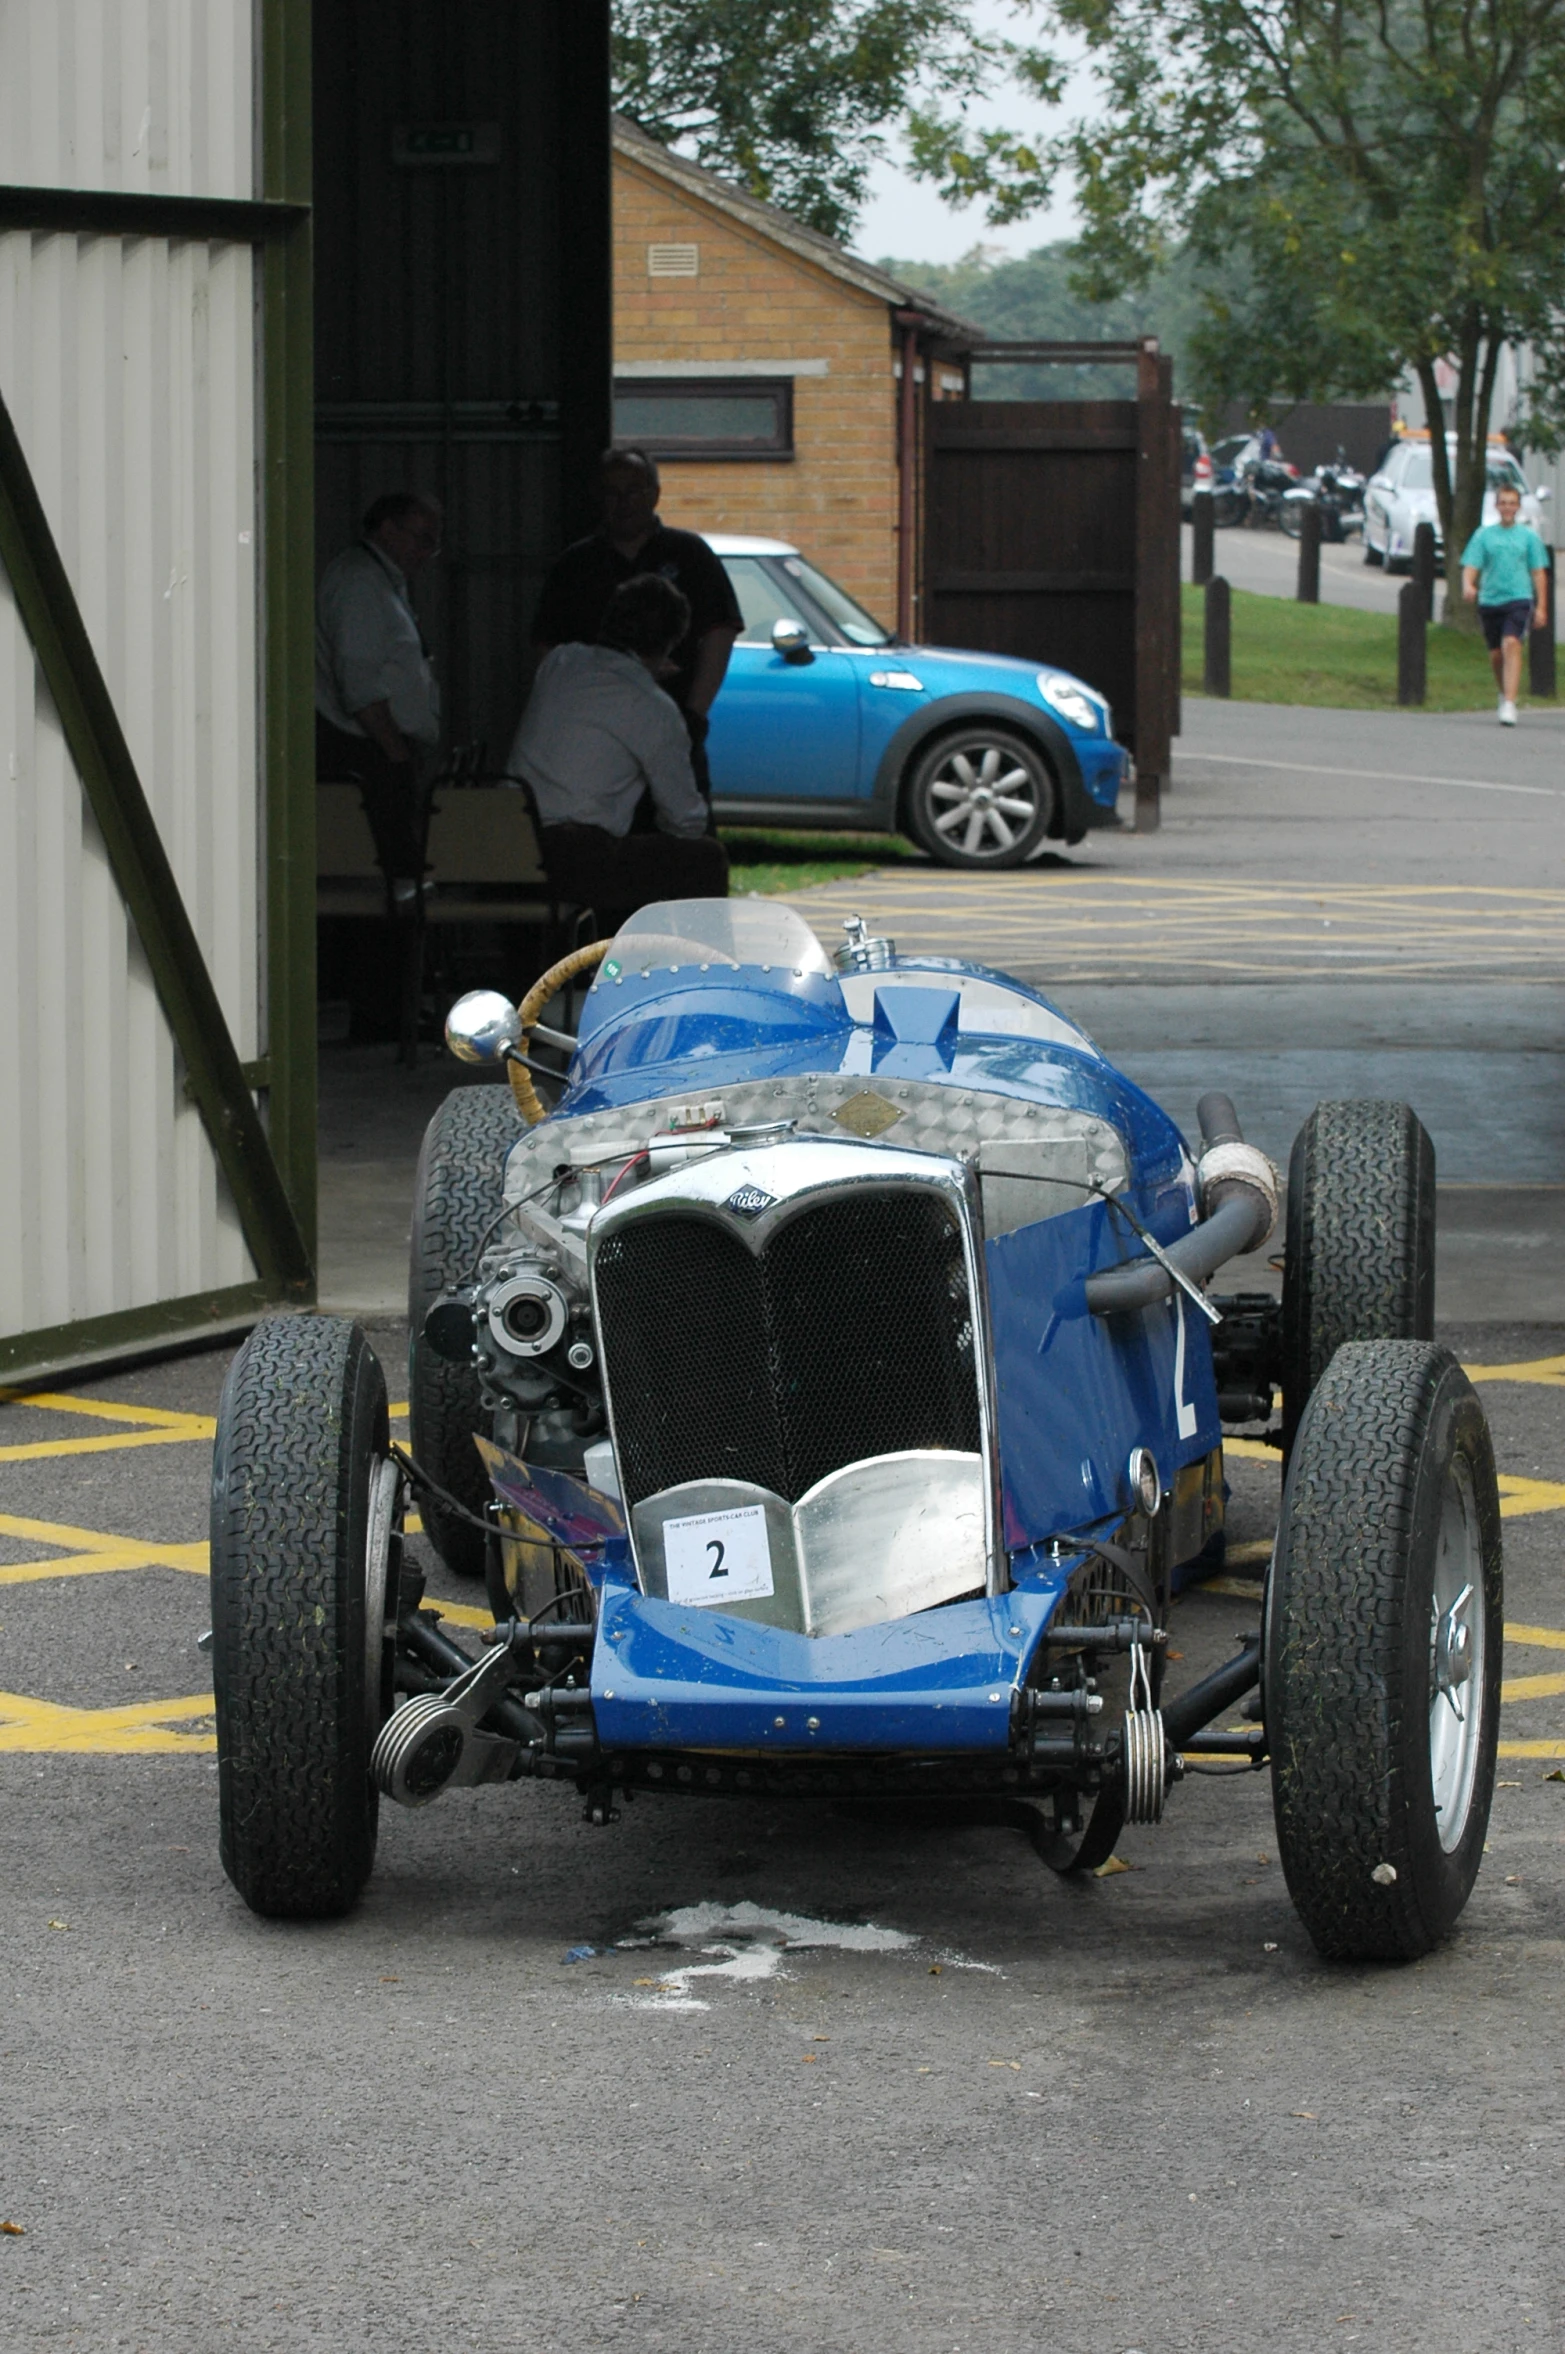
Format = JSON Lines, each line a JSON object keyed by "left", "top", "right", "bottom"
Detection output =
{"left": 210, "top": 901, "right": 1501, "bottom": 1961}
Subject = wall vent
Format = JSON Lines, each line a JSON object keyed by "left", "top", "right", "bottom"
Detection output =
{"left": 647, "top": 242, "right": 699, "bottom": 277}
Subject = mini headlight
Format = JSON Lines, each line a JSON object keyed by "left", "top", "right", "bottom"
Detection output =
{"left": 1037, "top": 672, "right": 1102, "bottom": 731}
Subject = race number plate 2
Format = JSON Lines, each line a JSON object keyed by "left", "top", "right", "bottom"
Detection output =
{"left": 662, "top": 1504, "right": 775, "bottom": 1606}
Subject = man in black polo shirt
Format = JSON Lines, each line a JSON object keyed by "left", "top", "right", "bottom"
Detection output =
{"left": 531, "top": 447, "right": 742, "bottom": 799}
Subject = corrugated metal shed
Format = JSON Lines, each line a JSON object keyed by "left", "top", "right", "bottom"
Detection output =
{"left": 0, "top": 0, "right": 316, "bottom": 1380}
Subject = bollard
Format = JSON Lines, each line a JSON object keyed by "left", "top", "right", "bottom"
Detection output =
{"left": 1397, "top": 580, "right": 1426, "bottom": 705}
{"left": 1530, "top": 549, "right": 1557, "bottom": 699}
{"left": 1191, "top": 487, "right": 1215, "bottom": 585}
{"left": 1411, "top": 520, "right": 1437, "bottom": 622}
{"left": 1203, "top": 575, "right": 1231, "bottom": 697}
{"left": 1296, "top": 500, "right": 1321, "bottom": 603}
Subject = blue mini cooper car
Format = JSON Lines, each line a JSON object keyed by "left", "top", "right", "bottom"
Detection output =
{"left": 704, "top": 535, "right": 1128, "bottom": 867}
{"left": 210, "top": 902, "right": 1500, "bottom": 1963}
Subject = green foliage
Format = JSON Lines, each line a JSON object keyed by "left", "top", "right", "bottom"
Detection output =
{"left": 914, "top": 0, "right": 1565, "bottom": 596}
{"left": 877, "top": 238, "right": 1206, "bottom": 393}
{"left": 611, "top": 0, "right": 1010, "bottom": 242}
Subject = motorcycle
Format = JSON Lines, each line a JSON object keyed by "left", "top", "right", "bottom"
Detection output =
{"left": 1238, "top": 455, "right": 1300, "bottom": 529}
{"left": 1280, "top": 454, "right": 1366, "bottom": 543}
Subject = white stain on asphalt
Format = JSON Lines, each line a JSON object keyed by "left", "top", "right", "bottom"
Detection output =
{"left": 622, "top": 1900, "right": 918, "bottom": 2011}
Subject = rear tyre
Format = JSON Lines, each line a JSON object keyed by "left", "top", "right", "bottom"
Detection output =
{"left": 1281, "top": 1099, "right": 1434, "bottom": 1458}
{"left": 409, "top": 1083, "right": 522, "bottom": 1575}
{"left": 905, "top": 728, "right": 1055, "bottom": 870}
{"left": 1266, "top": 1341, "right": 1501, "bottom": 1962}
{"left": 1280, "top": 502, "right": 1306, "bottom": 540}
{"left": 211, "top": 1317, "right": 390, "bottom": 1919}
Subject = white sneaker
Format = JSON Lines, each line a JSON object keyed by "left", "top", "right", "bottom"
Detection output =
{"left": 1498, "top": 698, "right": 1517, "bottom": 725}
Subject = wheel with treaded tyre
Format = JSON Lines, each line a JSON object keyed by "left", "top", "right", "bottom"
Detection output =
{"left": 1281, "top": 1098, "right": 1434, "bottom": 1457}
{"left": 211, "top": 1316, "right": 395, "bottom": 1919}
{"left": 1265, "top": 1339, "right": 1501, "bottom": 1961}
{"left": 904, "top": 727, "right": 1055, "bottom": 869}
{"left": 409, "top": 1082, "right": 522, "bottom": 1575}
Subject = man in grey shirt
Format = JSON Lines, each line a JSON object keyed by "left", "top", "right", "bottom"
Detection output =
{"left": 316, "top": 490, "right": 443, "bottom": 897}
{"left": 509, "top": 574, "right": 728, "bottom": 937}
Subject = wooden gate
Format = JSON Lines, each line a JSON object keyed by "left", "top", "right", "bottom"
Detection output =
{"left": 923, "top": 340, "right": 1180, "bottom": 829}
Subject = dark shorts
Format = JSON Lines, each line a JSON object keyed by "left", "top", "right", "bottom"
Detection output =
{"left": 1479, "top": 599, "right": 1533, "bottom": 649}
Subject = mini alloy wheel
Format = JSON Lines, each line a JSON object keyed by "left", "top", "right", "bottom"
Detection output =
{"left": 906, "top": 728, "right": 1055, "bottom": 869}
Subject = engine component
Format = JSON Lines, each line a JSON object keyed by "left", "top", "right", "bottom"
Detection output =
{"left": 423, "top": 1292, "right": 477, "bottom": 1363}
{"left": 835, "top": 913, "right": 896, "bottom": 972}
{"left": 1120, "top": 1640, "right": 1167, "bottom": 1824}
{"left": 487, "top": 1270, "right": 569, "bottom": 1357}
{"left": 372, "top": 1637, "right": 525, "bottom": 1807}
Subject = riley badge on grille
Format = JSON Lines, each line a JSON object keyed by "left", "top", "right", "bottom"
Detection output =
{"left": 724, "top": 1183, "right": 776, "bottom": 1217}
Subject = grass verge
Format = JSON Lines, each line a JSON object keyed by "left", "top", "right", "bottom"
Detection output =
{"left": 719, "top": 826, "right": 925, "bottom": 896}
{"left": 1180, "top": 581, "right": 1558, "bottom": 711}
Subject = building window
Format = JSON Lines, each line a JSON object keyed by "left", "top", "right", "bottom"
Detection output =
{"left": 647, "top": 242, "right": 699, "bottom": 277}
{"left": 612, "top": 377, "right": 794, "bottom": 461}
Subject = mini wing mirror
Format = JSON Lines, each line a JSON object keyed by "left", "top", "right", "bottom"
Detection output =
{"left": 445, "top": 988, "right": 522, "bottom": 1065}
{"left": 771, "top": 616, "right": 815, "bottom": 665}
{"left": 1536, "top": 483, "right": 1552, "bottom": 502}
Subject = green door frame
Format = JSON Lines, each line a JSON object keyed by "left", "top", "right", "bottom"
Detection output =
{"left": 0, "top": 0, "right": 318, "bottom": 1383}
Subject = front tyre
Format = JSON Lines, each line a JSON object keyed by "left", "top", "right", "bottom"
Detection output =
{"left": 1266, "top": 1341, "right": 1501, "bottom": 1962}
{"left": 905, "top": 728, "right": 1055, "bottom": 869}
{"left": 1281, "top": 1099, "right": 1434, "bottom": 1458}
{"left": 211, "top": 1317, "right": 392, "bottom": 1919}
{"left": 409, "top": 1083, "right": 522, "bottom": 1575}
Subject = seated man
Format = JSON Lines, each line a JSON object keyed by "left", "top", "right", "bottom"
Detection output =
{"left": 508, "top": 574, "right": 729, "bottom": 936}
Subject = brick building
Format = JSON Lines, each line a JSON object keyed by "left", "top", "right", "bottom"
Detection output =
{"left": 612, "top": 117, "right": 979, "bottom": 635}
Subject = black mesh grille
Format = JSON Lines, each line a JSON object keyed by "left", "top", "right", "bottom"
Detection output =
{"left": 595, "top": 1188, "right": 981, "bottom": 1507}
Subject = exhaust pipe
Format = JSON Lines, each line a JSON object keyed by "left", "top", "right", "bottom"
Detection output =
{"left": 1085, "top": 1093, "right": 1277, "bottom": 1318}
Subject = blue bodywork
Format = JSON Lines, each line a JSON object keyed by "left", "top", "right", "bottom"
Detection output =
{"left": 497, "top": 938, "right": 1221, "bottom": 1761}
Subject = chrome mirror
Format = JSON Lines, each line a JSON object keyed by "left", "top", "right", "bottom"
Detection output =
{"left": 771, "top": 616, "right": 814, "bottom": 664}
{"left": 445, "top": 989, "right": 522, "bottom": 1065}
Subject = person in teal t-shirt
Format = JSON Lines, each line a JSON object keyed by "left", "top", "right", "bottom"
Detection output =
{"left": 1461, "top": 482, "right": 1550, "bottom": 725}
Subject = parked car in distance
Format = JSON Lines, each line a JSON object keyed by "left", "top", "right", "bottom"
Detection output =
{"left": 1181, "top": 421, "right": 1214, "bottom": 518}
{"left": 702, "top": 536, "right": 1128, "bottom": 870}
{"left": 1363, "top": 436, "right": 1549, "bottom": 570}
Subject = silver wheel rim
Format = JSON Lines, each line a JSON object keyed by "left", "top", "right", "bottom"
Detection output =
{"left": 1429, "top": 1455, "right": 1484, "bottom": 1854}
{"left": 923, "top": 741, "right": 1041, "bottom": 861}
{"left": 364, "top": 1455, "right": 401, "bottom": 1724}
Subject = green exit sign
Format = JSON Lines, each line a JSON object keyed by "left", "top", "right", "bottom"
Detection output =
{"left": 392, "top": 122, "right": 501, "bottom": 167}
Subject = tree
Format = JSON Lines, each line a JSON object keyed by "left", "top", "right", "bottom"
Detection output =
{"left": 611, "top": 0, "right": 1027, "bottom": 244}
{"left": 911, "top": 0, "right": 1565, "bottom": 611}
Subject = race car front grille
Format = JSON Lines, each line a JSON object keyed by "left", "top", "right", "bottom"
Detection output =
{"left": 594, "top": 1188, "right": 981, "bottom": 1508}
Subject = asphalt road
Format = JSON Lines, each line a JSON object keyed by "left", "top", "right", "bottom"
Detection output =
{"left": 1181, "top": 519, "right": 1410, "bottom": 613}
{"left": 2, "top": 1321, "right": 1564, "bottom": 2353}
{"left": 6, "top": 699, "right": 1565, "bottom": 2352}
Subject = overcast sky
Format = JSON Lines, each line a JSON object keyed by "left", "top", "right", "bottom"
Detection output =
{"left": 853, "top": 0, "right": 1089, "bottom": 265}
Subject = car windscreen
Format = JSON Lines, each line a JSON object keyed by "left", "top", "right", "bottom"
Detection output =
{"left": 778, "top": 555, "right": 892, "bottom": 647}
{"left": 721, "top": 556, "right": 818, "bottom": 644}
{"left": 1396, "top": 447, "right": 1526, "bottom": 494}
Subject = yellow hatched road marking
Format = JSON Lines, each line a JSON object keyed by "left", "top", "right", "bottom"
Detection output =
{"left": 0, "top": 1511, "right": 207, "bottom": 1584}
{"left": 1497, "top": 1474, "right": 1565, "bottom": 1517}
{"left": 0, "top": 1427, "right": 214, "bottom": 1464}
{"left": 0, "top": 1389, "right": 215, "bottom": 1430}
{"left": 0, "top": 1690, "right": 215, "bottom": 1754}
{"left": 1502, "top": 1671, "right": 1565, "bottom": 1703}
{"left": 1506, "top": 1622, "right": 1565, "bottom": 1650}
{"left": 1466, "top": 1355, "right": 1565, "bottom": 1387}
{"left": 1497, "top": 1740, "right": 1565, "bottom": 1759}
